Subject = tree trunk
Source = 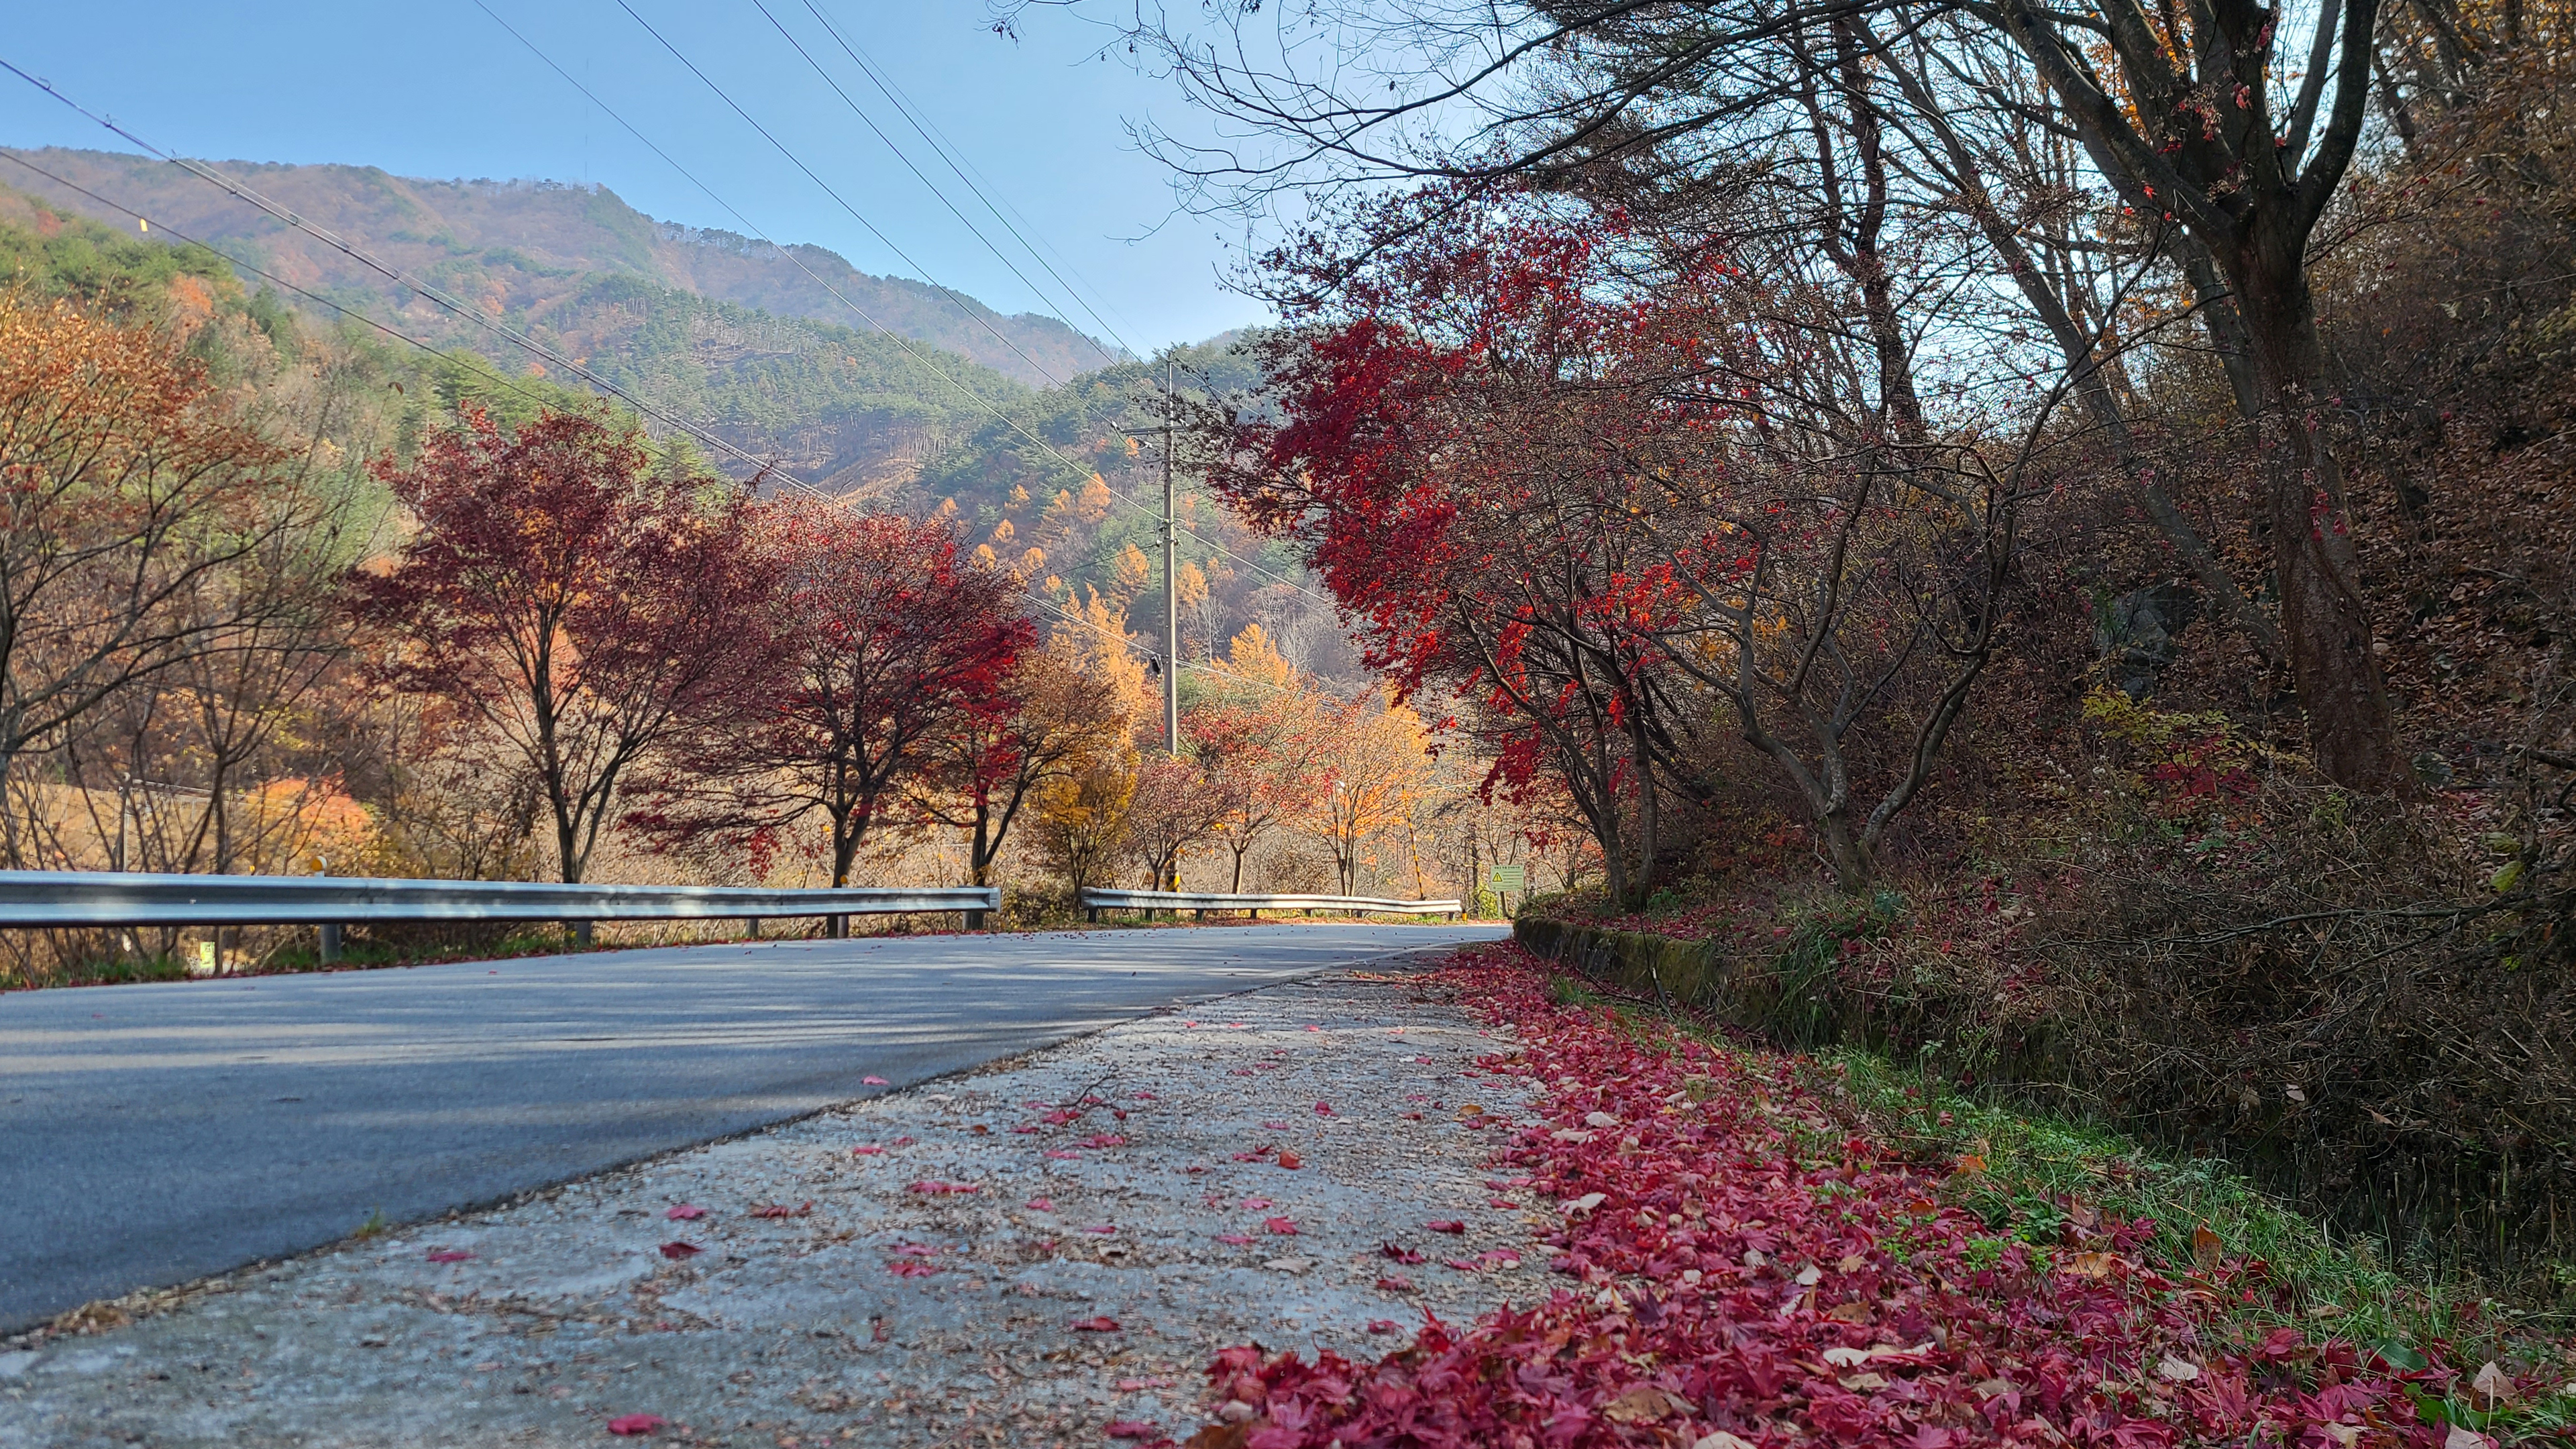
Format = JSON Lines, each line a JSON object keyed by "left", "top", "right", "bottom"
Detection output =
{"left": 2228, "top": 220, "right": 2409, "bottom": 792}
{"left": 554, "top": 812, "right": 584, "bottom": 885}
{"left": 1625, "top": 715, "right": 1660, "bottom": 908}
{"left": 969, "top": 795, "right": 996, "bottom": 888}
{"left": 1815, "top": 804, "right": 1873, "bottom": 892}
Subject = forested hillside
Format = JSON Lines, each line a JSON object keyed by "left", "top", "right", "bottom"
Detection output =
{"left": 0, "top": 146, "right": 1110, "bottom": 385}
{"left": 0, "top": 158, "right": 1332, "bottom": 676}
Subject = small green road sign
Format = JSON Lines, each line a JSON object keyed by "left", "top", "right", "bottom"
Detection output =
{"left": 1489, "top": 864, "right": 1526, "bottom": 893}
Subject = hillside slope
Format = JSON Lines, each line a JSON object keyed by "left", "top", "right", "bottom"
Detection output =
{"left": 0, "top": 146, "right": 1114, "bottom": 387}
{"left": 0, "top": 152, "right": 1346, "bottom": 678}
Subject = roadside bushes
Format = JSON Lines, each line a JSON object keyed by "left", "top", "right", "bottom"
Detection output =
{"left": 1523, "top": 776, "right": 2576, "bottom": 1289}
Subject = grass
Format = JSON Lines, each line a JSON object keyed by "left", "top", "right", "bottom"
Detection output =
{"left": 1536, "top": 966, "right": 2576, "bottom": 1431}
{"left": 1813, "top": 1046, "right": 2576, "bottom": 1438}
{"left": 1814, "top": 1045, "right": 2435, "bottom": 1348}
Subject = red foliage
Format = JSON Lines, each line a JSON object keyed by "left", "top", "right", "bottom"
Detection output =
{"left": 623, "top": 499, "right": 1029, "bottom": 885}
{"left": 1188, "top": 665, "right": 1324, "bottom": 893}
{"left": 1218, "top": 198, "right": 1714, "bottom": 907}
{"left": 1192, "top": 948, "right": 2483, "bottom": 1448}
{"left": 354, "top": 408, "right": 773, "bottom": 883}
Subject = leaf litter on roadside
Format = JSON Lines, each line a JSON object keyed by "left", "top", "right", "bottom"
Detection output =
{"left": 1163, "top": 946, "right": 2514, "bottom": 1449}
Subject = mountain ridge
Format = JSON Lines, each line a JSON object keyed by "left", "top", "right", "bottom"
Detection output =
{"left": 0, "top": 145, "right": 1118, "bottom": 388}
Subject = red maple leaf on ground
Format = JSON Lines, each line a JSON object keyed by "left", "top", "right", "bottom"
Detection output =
{"left": 1188, "top": 946, "right": 2477, "bottom": 1448}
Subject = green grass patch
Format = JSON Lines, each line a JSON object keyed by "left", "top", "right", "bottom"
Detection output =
{"left": 1814, "top": 1046, "right": 2438, "bottom": 1348}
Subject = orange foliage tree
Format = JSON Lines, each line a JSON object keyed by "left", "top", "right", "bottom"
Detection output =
{"left": 0, "top": 294, "right": 317, "bottom": 833}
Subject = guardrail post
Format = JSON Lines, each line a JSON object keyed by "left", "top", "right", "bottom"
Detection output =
{"left": 827, "top": 914, "right": 847, "bottom": 940}
{"left": 318, "top": 923, "right": 342, "bottom": 964}
{"left": 570, "top": 920, "right": 594, "bottom": 947}
{"left": 966, "top": 907, "right": 986, "bottom": 931}
{"left": 745, "top": 917, "right": 760, "bottom": 939}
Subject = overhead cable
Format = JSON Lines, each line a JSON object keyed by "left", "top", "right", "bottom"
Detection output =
{"left": 606, "top": 0, "right": 1071, "bottom": 389}
{"left": 751, "top": 0, "right": 1128, "bottom": 371}
{"left": 798, "top": 0, "right": 1144, "bottom": 364}
{"left": 483, "top": 8, "right": 1334, "bottom": 607}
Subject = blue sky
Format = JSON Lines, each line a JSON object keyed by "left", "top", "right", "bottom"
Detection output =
{"left": 0, "top": 1, "right": 1271, "bottom": 353}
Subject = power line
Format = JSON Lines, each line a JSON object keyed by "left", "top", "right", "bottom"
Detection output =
{"left": 480, "top": 10, "right": 1334, "bottom": 608}
{"left": 0, "top": 59, "right": 788, "bottom": 482}
{"left": 807, "top": 9, "right": 1149, "bottom": 356}
{"left": 758, "top": 0, "right": 1129, "bottom": 370}
{"left": 804, "top": 1, "right": 1142, "bottom": 361}
{"left": 608, "top": 0, "right": 1072, "bottom": 390}
{"left": 738, "top": 7, "right": 1316, "bottom": 599}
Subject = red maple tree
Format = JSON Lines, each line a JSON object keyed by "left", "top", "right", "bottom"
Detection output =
{"left": 626, "top": 500, "right": 1031, "bottom": 888}
{"left": 1219, "top": 187, "right": 2039, "bottom": 895}
{"left": 353, "top": 409, "right": 773, "bottom": 883}
{"left": 1187, "top": 697, "right": 1316, "bottom": 893}
{"left": 916, "top": 645, "right": 1128, "bottom": 896}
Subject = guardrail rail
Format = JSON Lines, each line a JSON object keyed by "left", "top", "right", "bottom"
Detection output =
{"left": 0, "top": 870, "right": 1000, "bottom": 959}
{"left": 1078, "top": 888, "right": 1462, "bottom": 923}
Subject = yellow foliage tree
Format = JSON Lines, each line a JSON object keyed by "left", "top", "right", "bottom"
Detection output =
{"left": 1300, "top": 690, "right": 1437, "bottom": 896}
{"left": 1033, "top": 739, "right": 1137, "bottom": 894}
{"left": 1218, "top": 623, "right": 1297, "bottom": 692}
{"left": 1052, "top": 590, "right": 1158, "bottom": 741}
{"left": 1108, "top": 541, "right": 1152, "bottom": 608}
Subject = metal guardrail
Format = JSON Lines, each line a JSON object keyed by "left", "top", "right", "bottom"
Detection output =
{"left": 0, "top": 871, "right": 1000, "bottom": 957}
{"left": 1079, "top": 888, "right": 1462, "bottom": 922}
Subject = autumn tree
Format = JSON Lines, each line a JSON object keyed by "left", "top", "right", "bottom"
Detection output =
{"left": 916, "top": 646, "right": 1128, "bottom": 895}
{"left": 1299, "top": 691, "right": 1437, "bottom": 897}
{"left": 628, "top": 503, "right": 1030, "bottom": 888}
{"left": 1034, "top": 742, "right": 1139, "bottom": 896}
{"left": 1120, "top": 753, "right": 1230, "bottom": 891}
{"left": 0, "top": 294, "right": 331, "bottom": 859}
{"left": 354, "top": 409, "right": 771, "bottom": 884}
{"left": 1188, "top": 625, "right": 1321, "bottom": 892}
{"left": 1219, "top": 190, "right": 2078, "bottom": 892}
{"left": 1022, "top": 0, "right": 2414, "bottom": 790}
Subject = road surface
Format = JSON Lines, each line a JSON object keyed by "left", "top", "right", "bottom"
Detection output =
{"left": 0, "top": 921, "right": 1505, "bottom": 1332}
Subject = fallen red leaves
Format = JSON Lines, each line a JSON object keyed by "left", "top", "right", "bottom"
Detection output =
{"left": 1188, "top": 947, "right": 2479, "bottom": 1448}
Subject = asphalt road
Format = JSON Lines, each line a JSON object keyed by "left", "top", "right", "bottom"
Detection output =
{"left": 0, "top": 921, "right": 1506, "bottom": 1332}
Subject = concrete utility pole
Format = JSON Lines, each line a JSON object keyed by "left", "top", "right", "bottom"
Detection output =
{"left": 1160, "top": 358, "right": 1179, "bottom": 759}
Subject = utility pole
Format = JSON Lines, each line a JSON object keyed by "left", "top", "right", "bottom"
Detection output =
{"left": 1160, "top": 358, "right": 1179, "bottom": 760}
{"left": 1120, "top": 361, "right": 1185, "bottom": 765}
